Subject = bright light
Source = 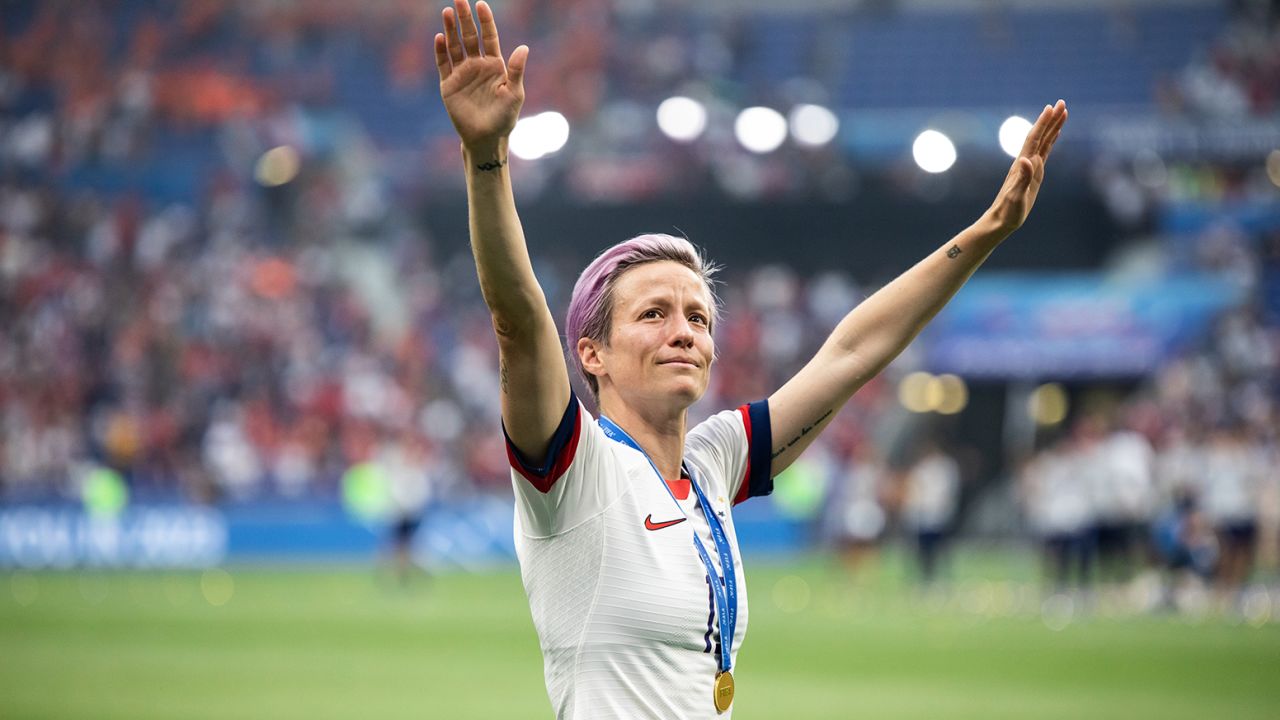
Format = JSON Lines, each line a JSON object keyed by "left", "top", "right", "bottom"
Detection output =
{"left": 734, "top": 106, "right": 788, "bottom": 154}
{"left": 935, "top": 374, "right": 968, "bottom": 415}
{"left": 789, "top": 104, "right": 839, "bottom": 147}
{"left": 656, "top": 96, "right": 707, "bottom": 142}
{"left": 255, "top": 146, "right": 300, "bottom": 187}
{"left": 899, "top": 371, "right": 967, "bottom": 414}
{"left": 509, "top": 111, "right": 571, "bottom": 161}
{"left": 998, "top": 116, "right": 1033, "bottom": 158}
{"left": 899, "top": 372, "right": 935, "bottom": 413}
{"left": 912, "top": 130, "right": 956, "bottom": 173}
{"left": 1028, "top": 383, "right": 1069, "bottom": 426}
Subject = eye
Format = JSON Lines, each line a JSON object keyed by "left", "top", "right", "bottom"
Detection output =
{"left": 689, "top": 313, "right": 708, "bottom": 326}
{"left": 641, "top": 309, "right": 662, "bottom": 320}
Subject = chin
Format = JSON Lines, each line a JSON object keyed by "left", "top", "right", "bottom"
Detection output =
{"left": 665, "top": 379, "right": 707, "bottom": 406}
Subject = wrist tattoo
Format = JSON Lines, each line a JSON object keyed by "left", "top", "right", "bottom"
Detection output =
{"left": 475, "top": 157, "right": 507, "bottom": 172}
{"left": 946, "top": 245, "right": 962, "bottom": 259}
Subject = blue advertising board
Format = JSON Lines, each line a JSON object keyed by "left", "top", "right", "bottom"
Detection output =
{"left": 922, "top": 272, "right": 1244, "bottom": 378}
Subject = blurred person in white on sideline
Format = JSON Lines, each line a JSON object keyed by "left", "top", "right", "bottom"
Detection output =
{"left": 377, "top": 428, "right": 436, "bottom": 584}
{"left": 1199, "top": 420, "right": 1265, "bottom": 608}
{"left": 1021, "top": 434, "right": 1094, "bottom": 594}
{"left": 1092, "top": 411, "right": 1156, "bottom": 595}
{"left": 901, "top": 437, "right": 961, "bottom": 588}
{"left": 833, "top": 438, "right": 890, "bottom": 576}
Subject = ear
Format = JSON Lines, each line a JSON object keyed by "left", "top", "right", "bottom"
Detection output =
{"left": 577, "top": 336, "right": 606, "bottom": 382}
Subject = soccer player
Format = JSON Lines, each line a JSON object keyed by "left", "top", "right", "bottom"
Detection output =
{"left": 433, "top": 2, "right": 1067, "bottom": 716}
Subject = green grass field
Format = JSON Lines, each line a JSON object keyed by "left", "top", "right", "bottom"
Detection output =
{"left": 2, "top": 551, "right": 1278, "bottom": 719}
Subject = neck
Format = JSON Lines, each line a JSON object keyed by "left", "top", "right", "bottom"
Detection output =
{"left": 598, "top": 393, "right": 688, "bottom": 480}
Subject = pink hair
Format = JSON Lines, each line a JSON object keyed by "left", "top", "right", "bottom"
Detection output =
{"left": 565, "top": 234, "right": 720, "bottom": 397}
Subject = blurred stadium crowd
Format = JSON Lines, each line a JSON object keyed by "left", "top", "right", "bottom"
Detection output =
{"left": 1, "top": 0, "right": 1278, "bottom": 600}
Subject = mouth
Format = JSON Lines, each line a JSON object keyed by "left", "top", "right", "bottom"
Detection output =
{"left": 659, "top": 360, "right": 700, "bottom": 369}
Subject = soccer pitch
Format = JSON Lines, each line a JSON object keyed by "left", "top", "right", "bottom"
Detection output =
{"left": 2, "top": 552, "right": 1277, "bottom": 720}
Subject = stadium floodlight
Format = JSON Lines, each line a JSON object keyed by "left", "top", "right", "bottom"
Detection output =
{"left": 789, "top": 104, "right": 839, "bottom": 147}
{"left": 912, "top": 130, "right": 956, "bottom": 173}
{"left": 509, "top": 111, "right": 571, "bottom": 161}
{"left": 1028, "top": 383, "right": 1068, "bottom": 426}
{"left": 255, "top": 146, "right": 300, "bottom": 187}
{"left": 656, "top": 96, "right": 707, "bottom": 142}
{"left": 734, "top": 106, "right": 788, "bottom": 154}
{"left": 934, "top": 374, "right": 968, "bottom": 415}
{"left": 898, "top": 371, "right": 935, "bottom": 413}
{"left": 998, "top": 116, "right": 1033, "bottom": 158}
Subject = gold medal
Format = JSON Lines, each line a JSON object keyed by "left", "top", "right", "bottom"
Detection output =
{"left": 713, "top": 670, "right": 735, "bottom": 714}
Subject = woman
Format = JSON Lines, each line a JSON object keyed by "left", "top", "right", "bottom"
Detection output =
{"left": 434, "top": 2, "right": 1067, "bottom": 716}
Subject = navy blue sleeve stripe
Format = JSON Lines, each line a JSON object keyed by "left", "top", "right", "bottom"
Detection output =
{"left": 746, "top": 399, "right": 773, "bottom": 498}
{"left": 502, "top": 391, "right": 579, "bottom": 479}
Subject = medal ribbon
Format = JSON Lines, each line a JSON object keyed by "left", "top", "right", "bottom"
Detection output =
{"left": 598, "top": 416, "right": 738, "bottom": 674}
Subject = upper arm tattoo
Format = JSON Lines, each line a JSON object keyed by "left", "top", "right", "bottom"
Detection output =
{"left": 771, "top": 408, "right": 834, "bottom": 459}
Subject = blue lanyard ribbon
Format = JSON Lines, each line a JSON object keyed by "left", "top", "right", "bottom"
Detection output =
{"left": 598, "top": 416, "right": 737, "bottom": 673}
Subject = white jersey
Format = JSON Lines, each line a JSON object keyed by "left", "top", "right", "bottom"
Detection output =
{"left": 902, "top": 452, "right": 960, "bottom": 533}
{"left": 505, "top": 393, "right": 773, "bottom": 719}
{"left": 1024, "top": 449, "right": 1093, "bottom": 536}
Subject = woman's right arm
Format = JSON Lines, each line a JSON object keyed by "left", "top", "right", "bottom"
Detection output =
{"left": 436, "top": 0, "right": 570, "bottom": 461}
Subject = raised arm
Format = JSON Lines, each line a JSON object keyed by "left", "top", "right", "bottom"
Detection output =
{"left": 768, "top": 101, "right": 1068, "bottom": 476}
{"left": 436, "top": 0, "right": 570, "bottom": 460}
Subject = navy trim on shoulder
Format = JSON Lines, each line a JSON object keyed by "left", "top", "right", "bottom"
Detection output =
{"left": 746, "top": 399, "right": 773, "bottom": 498}
{"left": 502, "top": 391, "right": 579, "bottom": 483}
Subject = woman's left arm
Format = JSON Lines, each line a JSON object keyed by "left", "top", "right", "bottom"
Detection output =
{"left": 768, "top": 100, "right": 1068, "bottom": 476}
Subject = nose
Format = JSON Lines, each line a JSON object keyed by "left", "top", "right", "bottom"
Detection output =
{"left": 668, "top": 316, "right": 696, "bottom": 348}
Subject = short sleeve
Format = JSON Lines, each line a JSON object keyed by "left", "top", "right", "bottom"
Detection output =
{"left": 503, "top": 392, "right": 626, "bottom": 536}
{"left": 685, "top": 399, "right": 773, "bottom": 506}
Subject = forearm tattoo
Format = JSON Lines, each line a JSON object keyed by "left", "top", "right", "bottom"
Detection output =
{"left": 475, "top": 157, "right": 507, "bottom": 172}
{"left": 771, "top": 408, "right": 834, "bottom": 459}
{"left": 946, "top": 245, "right": 962, "bottom": 259}
{"left": 499, "top": 358, "right": 510, "bottom": 393}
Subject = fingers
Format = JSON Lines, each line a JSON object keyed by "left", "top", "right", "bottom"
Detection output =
{"left": 434, "top": 33, "right": 452, "bottom": 81}
{"left": 1032, "top": 101, "right": 1066, "bottom": 157}
{"left": 507, "top": 45, "right": 529, "bottom": 91}
{"left": 1018, "top": 104, "right": 1054, "bottom": 159}
{"left": 455, "top": 0, "right": 482, "bottom": 58}
{"left": 442, "top": 7, "right": 464, "bottom": 65}
{"left": 1017, "top": 100, "right": 1067, "bottom": 163}
{"left": 1040, "top": 102, "right": 1068, "bottom": 161}
{"left": 476, "top": 1, "right": 503, "bottom": 60}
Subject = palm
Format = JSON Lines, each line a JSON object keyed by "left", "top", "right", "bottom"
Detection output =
{"left": 441, "top": 57, "right": 522, "bottom": 144}
{"left": 434, "top": 0, "right": 529, "bottom": 149}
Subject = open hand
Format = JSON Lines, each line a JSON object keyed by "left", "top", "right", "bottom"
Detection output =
{"left": 435, "top": 0, "right": 528, "bottom": 150}
{"left": 985, "top": 100, "right": 1068, "bottom": 236}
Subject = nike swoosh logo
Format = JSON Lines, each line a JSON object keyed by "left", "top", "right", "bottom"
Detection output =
{"left": 644, "top": 514, "right": 688, "bottom": 531}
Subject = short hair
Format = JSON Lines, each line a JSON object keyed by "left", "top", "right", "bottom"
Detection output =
{"left": 565, "top": 233, "right": 720, "bottom": 398}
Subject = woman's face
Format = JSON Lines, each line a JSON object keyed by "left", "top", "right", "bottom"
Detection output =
{"left": 588, "top": 260, "right": 715, "bottom": 410}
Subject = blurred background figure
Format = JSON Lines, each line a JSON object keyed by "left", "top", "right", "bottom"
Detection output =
{"left": 900, "top": 437, "right": 961, "bottom": 589}
{"left": 1199, "top": 420, "right": 1266, "bottom": 610}
{"left": 1021, "top": 434, "right": 1095, "bottom": 597}
{"left": 828, "top": 438, "right": 890, "bottom": 581}
{"left": 1151, "top": 487, "right": 1218, "bottom": 612}
{"left": 1090, "top": 409, "right": 1157, "bottom": 607}
{"left": 377, "top": 428, "right": 435, "bottom": 585}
